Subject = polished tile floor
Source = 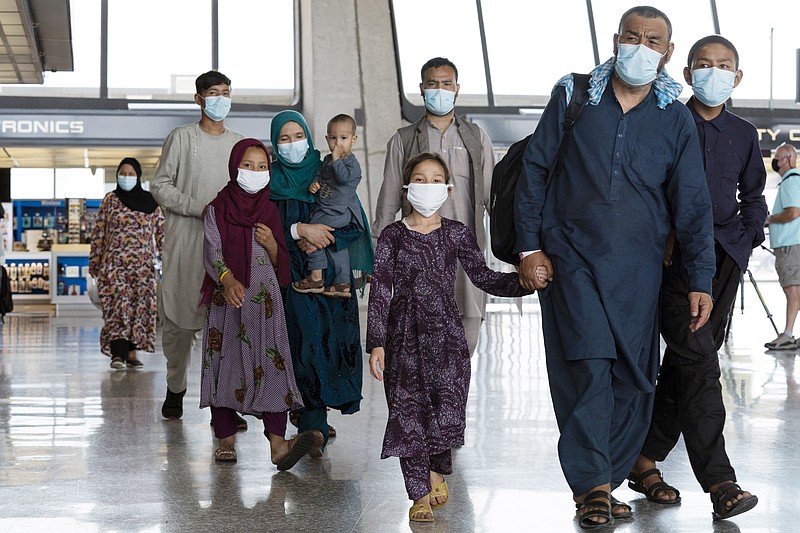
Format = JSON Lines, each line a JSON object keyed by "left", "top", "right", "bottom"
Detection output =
{"left": 0, "top": 279, "right": 796, "bottom": 533}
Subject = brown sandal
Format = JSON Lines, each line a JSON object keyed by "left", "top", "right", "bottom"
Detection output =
{"left": 322, "top": 284, "right": 351, "bottom": 298}
{"left": 308, "top": 430, "right": 324, "bottom": 458}
{"left": 292, "top": 276, "right": 324, "bottom": 294}
{"left": 273, "top": 430, "right": 315, "bottom": 471}
{"left": 214, "top": 446, "right": 237, "bottom": 463}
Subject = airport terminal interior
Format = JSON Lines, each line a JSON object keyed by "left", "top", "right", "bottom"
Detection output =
{"left": 0, "top": 288, "right": 797, "bottom": 533}
{"left": 2, "top": 0, "right": 800, "bottom": 531}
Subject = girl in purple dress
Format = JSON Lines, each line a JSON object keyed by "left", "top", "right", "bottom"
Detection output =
{"left": 366, "top": 153, "right": 531, "bottom": 523}
{"left": 199, "top": 138, "right": 321, "bottom": 469}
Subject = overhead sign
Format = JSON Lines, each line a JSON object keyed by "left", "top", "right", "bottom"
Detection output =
{"left": 0, "top": 111, "right": 275, "bottom": 146}
{"left": 1, "top": 119, "right": 85, "bottom": 134}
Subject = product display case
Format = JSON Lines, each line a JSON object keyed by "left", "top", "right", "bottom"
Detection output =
{"left": 12, "top": 199, "right": 101, "bottom": 250}
{"left": 4, "top": 247, "right": 96, "bottom": 315}
{"left": 3, "top": 252, "right": 52, "bottom": 301}
{"left": 1, "top": 202, "right": 11, "bottom": 253}
{"left": 4, "top": 198, "right": 101, "bottom": 315}
{"left": 51, "top": 250, "right": 91, "bottom": 304}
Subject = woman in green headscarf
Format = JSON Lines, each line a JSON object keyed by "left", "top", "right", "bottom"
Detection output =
{"left": 255, "top": 110, "right": 364, "bottom": 455}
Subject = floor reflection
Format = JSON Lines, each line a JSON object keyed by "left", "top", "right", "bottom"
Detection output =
{"left": 0, "top": 282, "right": 797, "bottom": 532}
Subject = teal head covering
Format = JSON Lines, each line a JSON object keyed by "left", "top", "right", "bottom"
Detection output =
{"left": 269, "top": 110, "right": 321, "bottom": 202}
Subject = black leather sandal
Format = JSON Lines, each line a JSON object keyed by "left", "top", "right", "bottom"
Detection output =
{"left": 575, "top": 494, "right": 631, "bottom": 520}
{"left": 628, "top": 468, "right": 681, "bottom": 504}
{"left": 711, "top": 482, "right": 758, "bottom": 520}
{"left": 610, "top": 495, "right": 632, "bottom": 519}
{"left": 576, "top": 490, "right": 613, "bottom": 529}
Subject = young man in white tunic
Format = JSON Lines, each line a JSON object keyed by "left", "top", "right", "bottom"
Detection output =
{"left": 151, "top": 70, "right": 244, "bottom": 420}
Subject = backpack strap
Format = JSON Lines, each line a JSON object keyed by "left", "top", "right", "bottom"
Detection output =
{"left": 546, "top": 72, "right": 591, "bottom": 184}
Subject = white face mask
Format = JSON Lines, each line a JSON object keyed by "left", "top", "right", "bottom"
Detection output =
{"left": 277, "top": 138, "right": 309, "bottom": 165}
{"left": 237, "top": 169, "right": 270, "bottom": 194}
{"left": 118, "top": 175, "right": 137, "bottom": 191}
{"left": 403, "top": 183, "right": 452, "bottom": 217}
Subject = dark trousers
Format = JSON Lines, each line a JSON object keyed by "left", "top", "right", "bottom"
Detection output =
{"left": 547, "top": 356, "right": 654, "bottom": 496}
{"left": 641, "top": 242, "right": 740, "bottom": 492}
{"left": 210, "top": 406, "right": 287, "bottom": 441}
{"left": 297, "top": 406, "right": 330, "bottom": 450}
{"left": 399, "top": 449, "right": 453, "bottom": 500}
{"left": 110, "top": 339, "right": 136, "bottom": 360}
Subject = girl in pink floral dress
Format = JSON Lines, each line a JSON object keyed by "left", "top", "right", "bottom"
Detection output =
{"left": 199, "top": 138, "right": 320, "bottom": 469}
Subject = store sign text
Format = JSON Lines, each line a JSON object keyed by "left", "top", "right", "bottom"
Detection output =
{"left": 1, "top": 120, "right": 85, "bottom": 135}
{"left": 757, "top": 128, "right": 800, "bottom": 142}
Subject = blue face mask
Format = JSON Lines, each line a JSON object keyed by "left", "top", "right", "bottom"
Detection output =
{"left": 277, "top": 138, "right": 309, "bottom": 165}
{"left": 118, "top": 175, "right": 137, "bottom": 192}
{"left": 423, "top": 89, "right": 456, "bottom": 116}
{"left": 615, "top": 43, "right": 665, "bottom": 86}
{"left": 201, "top": 95, "right": 231, "bottom": 122}
{"left": 691, "top": 67, "right": 736, "bottom": 107}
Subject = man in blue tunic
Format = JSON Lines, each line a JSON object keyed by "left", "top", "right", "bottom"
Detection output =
{"left": 515, "top": 6, "right": 715, "bottom": 528}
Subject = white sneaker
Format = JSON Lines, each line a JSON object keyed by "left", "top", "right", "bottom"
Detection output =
{"left": 764, "top": 333, "right": 796, "bottom": 350}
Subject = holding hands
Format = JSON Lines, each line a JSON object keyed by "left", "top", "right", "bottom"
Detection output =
{"left": 519, "top": 251, "right": 554, "bottom": 291}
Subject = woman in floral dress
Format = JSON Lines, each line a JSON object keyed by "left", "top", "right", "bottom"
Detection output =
{"left": 89, "top": 157, "right": 164, "bottom": 369}
{"left": 199, "top": 138, "right": 319, "bottom": 469}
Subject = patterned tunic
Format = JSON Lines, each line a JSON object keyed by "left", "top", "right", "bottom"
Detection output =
{"left": 89, "top": 193, "right": 164, "bottom": 356}
{"left": 366, "top": 218, "right": 528, "bottom": 458}
{"left": 199, "top": 206, "right": 303, "bottom": 415}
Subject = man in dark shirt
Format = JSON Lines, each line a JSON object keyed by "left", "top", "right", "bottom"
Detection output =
{"left": 516, "top": 6, "right": 715, "bottom": 528}
{"left": 629, "top": 35, "right": 762, "bottom": 521}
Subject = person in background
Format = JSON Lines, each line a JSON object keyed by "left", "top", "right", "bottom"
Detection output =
{"left": 765, "top": 143, "right": 800, "bottom": 349}
{"left": 255, "top": 110, "right": 366, "bottom": 454}
{"left": 199, "top": 138, "right": 319, "bottom": 468}
{"left": 89, "top": 157, "right": 164, "bottom": 369}
{"left": 367, "top": 152, "right": 530, "bottom": 523}
{"left": 151, "top": 70, "right": 245, "bottom": 422}
{"left": 373, "top": 57, "right": 495, "bottom": 356}
{"left": 630, "top": 34, "right": 761, "bottom": 521}
{"left": 0, "top": 203, "right": 5, "bottom": 266}
{"left": 515, "top": 6, "right": 715, "bottom": 528}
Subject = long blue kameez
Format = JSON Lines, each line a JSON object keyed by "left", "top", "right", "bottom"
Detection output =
{"left": 274, "top": 196, "right": 363, "bottom": 447}
{"left": 515, "top": 74, "right": 715, "bottom": 496}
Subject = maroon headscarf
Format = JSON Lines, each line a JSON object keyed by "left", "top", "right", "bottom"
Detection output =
{"left": 200, "top": 138, "right": 290, "bottom": 306}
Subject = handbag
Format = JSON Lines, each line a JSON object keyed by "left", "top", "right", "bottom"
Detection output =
{"left": 86, "top": 272, "right": 102, "bottom": 310}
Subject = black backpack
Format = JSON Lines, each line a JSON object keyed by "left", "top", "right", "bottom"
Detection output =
{"left": 489, "top": 73, "right": 591, "bottom": 265}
